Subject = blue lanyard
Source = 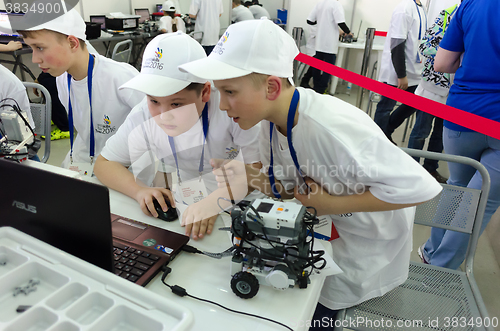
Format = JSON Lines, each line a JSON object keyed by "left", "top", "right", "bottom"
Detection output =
{"left": 168, "top": 103, "right": 209, "bottom": 184}
{"left": 67, "top": 54, "right": 95, "bottom": 164}
{"left": 414, "top": 0, "right": 426, "bottom": 41}
{"left": 269, "top": 89, "right": 305, "bottom": 199}
{"left": 414, "top": 0, "right": 426, "bottom": 63}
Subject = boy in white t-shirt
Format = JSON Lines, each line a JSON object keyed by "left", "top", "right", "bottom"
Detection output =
{"left": 179, "top": 19, "right": 442, "bottom": 326}
{"left": 244, "top": 1, "right": 270, "bottom": 20}
{"left": 94, "top": 32, "right": 261, "bottom": 240}
{"left": 0, "top": 63, "right": 38, "bottom": 160}
{"left": 374, "top": 0, "right": 427, "bottom": 144}
{"left": 159, "top": 1, "right": 186, "bottom": 34}
{"left": 18, "top": 9, "right": 143, "bottom": 173}
{"left": 231, "top": 0, "right": 254, "bottom": 23}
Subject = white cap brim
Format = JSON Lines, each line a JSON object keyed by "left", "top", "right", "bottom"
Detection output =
{"left": 179, "top": 57, "right": 252, "bottom": 81}
{"left": 120, "top": 74, "right": 191, "bottom": 97}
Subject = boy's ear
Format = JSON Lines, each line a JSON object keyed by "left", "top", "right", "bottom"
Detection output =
{"left": 67, "top": 35, "right": 81, "bottom": 51}
{"left": 266, "top": 76, "right": 282, "bottom": 101}
{"left": 201, "top": 81, "right": 211, "bottom": 103}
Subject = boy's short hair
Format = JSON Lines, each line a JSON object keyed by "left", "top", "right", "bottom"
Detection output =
{"left": 248, "top": 73, "right": 293, "bottom": 89}
{"left": 179, "top": 19, "right": 299, "bottom": 84}
{"left": 184, "top": 82, "right": 206, "bottom": 96}
{"left": 18, "top": 29, "right": 86, "bottom": 50}
{"left": 233, "top": 0, "right": 242, "bottom": 5}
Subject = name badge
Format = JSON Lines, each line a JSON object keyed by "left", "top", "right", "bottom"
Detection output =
{"left": 311, "top": 215, "right": 340, "bottom": 241}
{"left": 67, "top": 162, "right": 94, "bottom": 177}
{"left": 172, "top": 178, "right": 209, "bottom": 224}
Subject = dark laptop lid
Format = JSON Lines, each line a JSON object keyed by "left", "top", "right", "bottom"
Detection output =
{"left": 134, "top": 8, "right": 150, "bottom": 23}
{"left": 0, "top": 160, "right": 114, "bottom": 272}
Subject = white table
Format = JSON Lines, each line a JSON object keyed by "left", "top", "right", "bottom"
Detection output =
{"left": 329, "top": 40, "right": 385, "bottom": 95}
{"left": 25, "top": 161, "right": 332, "bottom": 331}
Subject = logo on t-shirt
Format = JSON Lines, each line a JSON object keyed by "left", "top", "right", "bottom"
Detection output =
{"left": 95, "top": 115, "right": 117, "bottom": 135}
{"left": 225, "top": 146, "right": 239, "bottom": 159}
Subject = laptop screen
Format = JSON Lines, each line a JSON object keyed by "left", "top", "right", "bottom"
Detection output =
{"left": 0, "top": 10, "right": 23, "bottom": 37}
{"left": 134, "top": 8, "right": 150, "bottom": 23}
{"left": 0, "top": 160, "right": 114, "bottom": 272}
{"left": 90, "top": 15, "right": 106, "bottom": 30}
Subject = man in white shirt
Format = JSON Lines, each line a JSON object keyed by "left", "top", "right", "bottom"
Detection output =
{"left": 374, "top": 0, "right": 427, "bottom": 144}
{"left": 189, "top": 0, "right": 224, "bottom": 55}
{"left": 307, "top": 0, "right": 352, "bottom": 94}
{"left": 232, "top": 0, "right": 254, "bottom": 23}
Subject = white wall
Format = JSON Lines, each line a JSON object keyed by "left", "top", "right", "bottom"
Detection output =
{"left": 259, "top": 0, "right": 285, "bottom": 20}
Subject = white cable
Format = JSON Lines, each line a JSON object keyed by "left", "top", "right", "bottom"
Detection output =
{"left": 9, "top": 133, "right": 34, "bottom": 154}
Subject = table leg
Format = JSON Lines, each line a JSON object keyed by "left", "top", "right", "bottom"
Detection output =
{"left": 329, "top": 47, "right": 345, "bottom": 95}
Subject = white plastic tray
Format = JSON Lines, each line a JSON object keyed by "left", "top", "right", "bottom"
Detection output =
{"left": 0, "top": 227, "right": 193, "bottom": 331}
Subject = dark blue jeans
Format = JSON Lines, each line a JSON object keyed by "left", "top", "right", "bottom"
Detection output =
{"left": 309, "top": 303, "right": 339, "bottom": 331}
{"left": 312, "top": 52, "right": 336, "bottom": 94}
{"left": 374, "top": 84, "right": 418, "bottom": 137}
{"left": 408, "top": 110, "right": 444, "bottom": 172}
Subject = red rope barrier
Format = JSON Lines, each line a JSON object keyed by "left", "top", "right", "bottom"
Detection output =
{"left": 295, "top": 52, "right": 500, "bottom": 140}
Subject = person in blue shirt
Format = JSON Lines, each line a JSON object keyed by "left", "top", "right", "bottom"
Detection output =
{"left": 419, "top": 0, "right": 500, "bottom": 269}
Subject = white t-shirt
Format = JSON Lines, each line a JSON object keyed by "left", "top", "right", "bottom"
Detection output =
{"left": 231, "top": 5, "right": 254, "bottom": 23}
{"left": 56, "top": 54, "right": 143, "bottom": 167}
{"left": 100, "top": 90, "right": 261, "bottom": 193}
{"left": 307, "top": 0, "right": 346, "bottom": 54}
{"left": 259, "top": 87, "right": 442, "bottom": 310}
{"left": 248, "top": 5, "right": 270, "bottom": 19}
{"left": 158, "top": 16, "right": 186, "bottom": 33}
{"left": 305, "top": 24, "right": 318, "bottom": 56}
{"left": 379, "top": 0, "right": 427, "bottom": 86}
{"left": 0, "top": 64, "right": 34, "bottom": 128}
{"left": 189, "top": 0, "right": 224, "bottom": 46}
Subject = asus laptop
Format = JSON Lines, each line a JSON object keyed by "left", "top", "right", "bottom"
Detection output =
{"left": 0, "top": 159, "right": 189, "bottom": 286}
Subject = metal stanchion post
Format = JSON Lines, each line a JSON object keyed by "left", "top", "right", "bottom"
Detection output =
{"left": 292, "top": 27, "right": 304, "bottom": 85}
{"left": 356, "top": 27, "right": 375, "bottom": 109}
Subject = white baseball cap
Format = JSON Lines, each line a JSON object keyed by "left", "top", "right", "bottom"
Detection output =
{"left": 179, "top": 18, "right": 299, "bottom": 81}
{"left": 161, "top": 0, "right": 176, "bottom": 12}
{"left": 120, "top": 32, "right": 208, "bottom": 97}
{"left": 22, "top": 9, "right": 87, "bottom": 41}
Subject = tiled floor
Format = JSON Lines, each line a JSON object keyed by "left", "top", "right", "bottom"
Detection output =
{"left": 37, "top": 83, "right": 500, "bottom": 329}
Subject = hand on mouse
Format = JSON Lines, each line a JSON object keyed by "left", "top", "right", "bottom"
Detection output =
{"left": 134, "top": 187, "right": 175, "bottom": 218}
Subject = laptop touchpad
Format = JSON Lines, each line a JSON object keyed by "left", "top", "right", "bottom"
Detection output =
{"left": 112, "top": 218, "right": 147, "bottom": 241}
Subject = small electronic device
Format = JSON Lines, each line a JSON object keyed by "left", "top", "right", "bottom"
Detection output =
{"left": 156, "top": 4, "right": 163, "bottom": 12}
{"left": 134, "top": 8, "right": 150, "bottom": 24}
{"left": 228, "top": 199, "right": 325, "bottom": 298}
{"left": 153, "top": 198, "right": 178, "bottom": 222}
{"left": 90, "top": 15, "right": 106, "bottom": 30}
{"left": 105, "top": 15, "right": 140, "bottom": 31}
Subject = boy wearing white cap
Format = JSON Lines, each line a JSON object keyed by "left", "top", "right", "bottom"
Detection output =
{"left": 94, "top": 32, "right": 261, "bottom": 240}
{"left": 159, "top": 0, "right": 186, "bottom": 33}
{"left": 18, "top": 9, "right": 143, "bottom": 174}
{"left": 179, "top": 19, "right": 442, "bottom": 326}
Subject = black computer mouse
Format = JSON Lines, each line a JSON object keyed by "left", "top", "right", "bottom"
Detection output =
{"left": 152, "top": 198, "right": 178, "bottom": 222}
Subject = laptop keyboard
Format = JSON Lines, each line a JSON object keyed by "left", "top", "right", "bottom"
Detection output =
{"left": 113, "top": 242, "right": 161, "bottom": 283}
